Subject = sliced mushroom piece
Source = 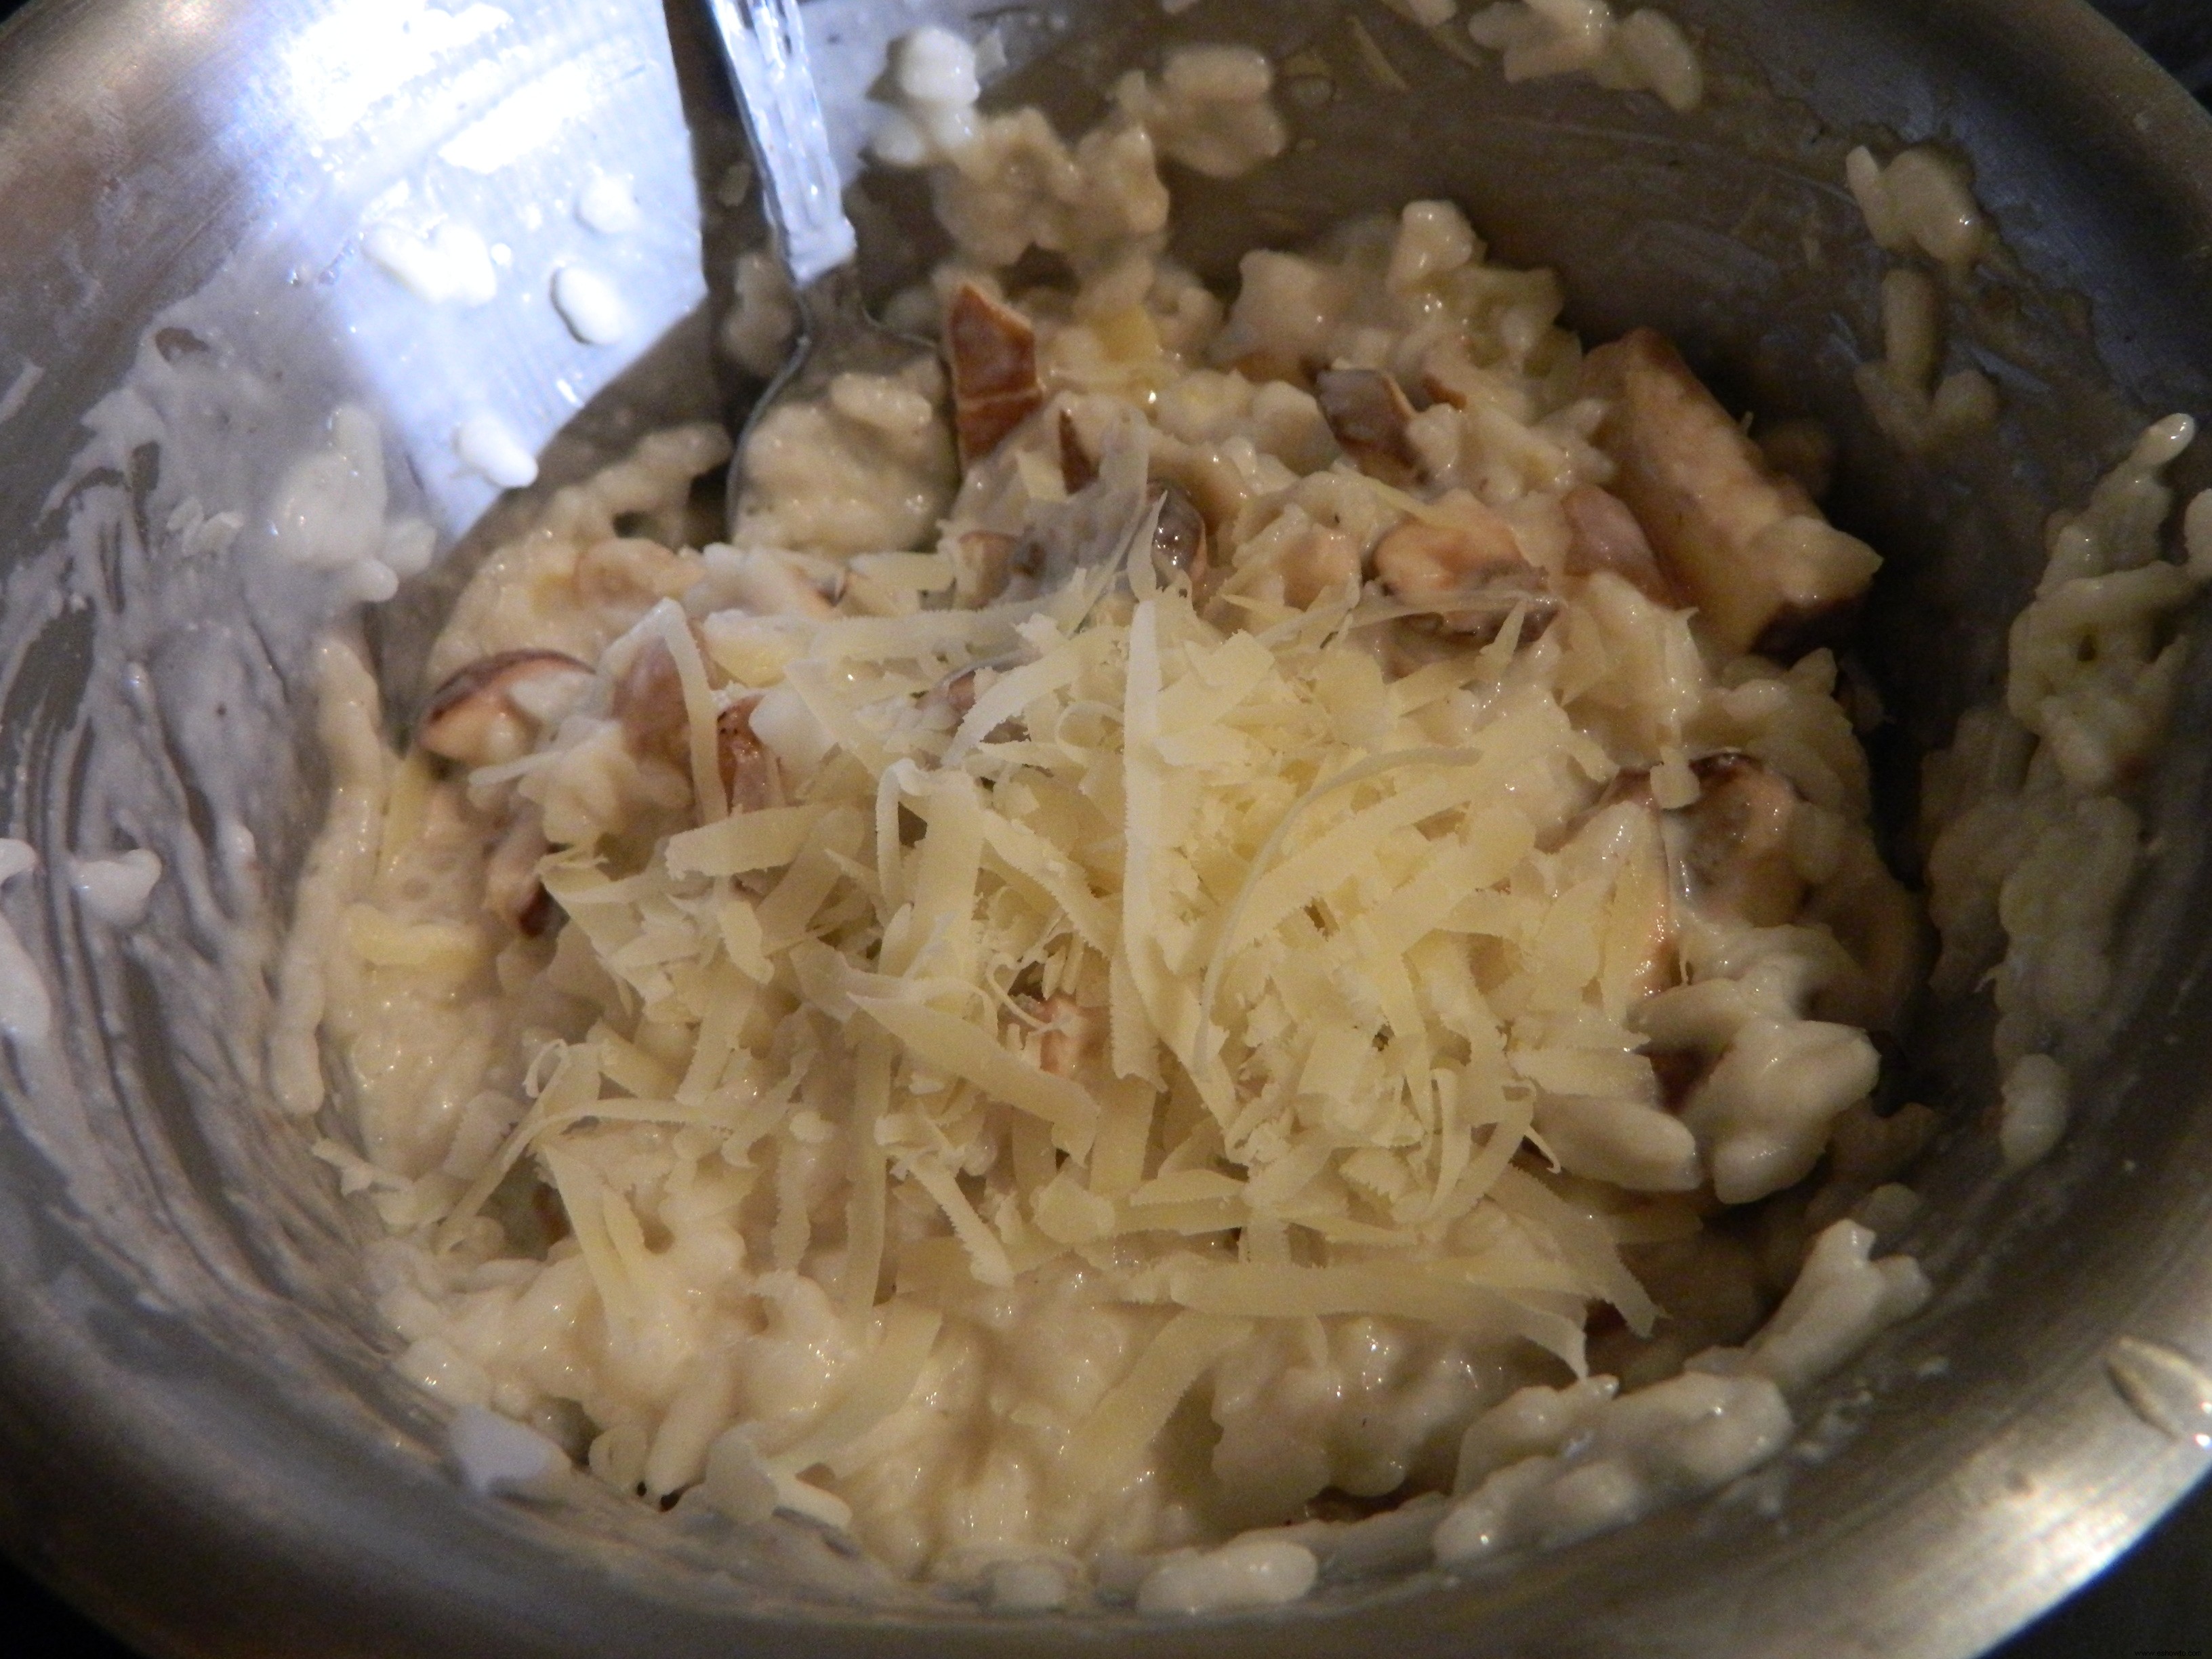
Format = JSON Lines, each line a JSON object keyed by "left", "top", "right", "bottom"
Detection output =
{"left": 1059, "top": 407, "right": 1098, "bottom": 494}
{"left": 1607, "top": 792, "right": 1679, "bottom": 1007}
{"left": 716, "top": 697, "right": 781, "bottom": 813}
{"left": 937, "top": 664, "right": 983, "bottom": 722}
{"left": 1561, "top": 484, "right": 1677, "bottom": 606}
{"left": 954, "top": 529, "right": 1019, "bottom": 607}
{"left": 613, "top": 639, "right": 690, "bottom": 769}
{"left": 946, "top": 283, "right": 1044, "bottom": 467}
{"left": 1023, "top": 993, "right": 1102, "bottom": 1081}
{"left": 1372, "top": 511, "right": 1553, "bottom": 640}
{"left": 1315, "top": 367, "right": 1422, "bottom": 487}
{"left": 924, "top": 654, "right": 1027, "bottom": 745}
{"left": 1674, "top": 754, "right": 1805, "bottom": 928}
{"left": 1277, "top": 522, "right": 1363, "bottom": 610}
{"left": 1581, "top": 329, "right": 1879, "bottom": 659}
{"left": 483, "top": 808, "right": 555, "bottom": 935}
{"left": 1149, "top": 481, "right": 1210, "bottom": 590}
{"left": 417, "top": 650, "right": 593, "bottom": 768}
{"left": 721, "top": 548, "right": 836, "bottom": 620}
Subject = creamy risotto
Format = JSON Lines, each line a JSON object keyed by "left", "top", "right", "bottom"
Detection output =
{"left": 279, "top": 22, "right": 2209, "bottom": 1618}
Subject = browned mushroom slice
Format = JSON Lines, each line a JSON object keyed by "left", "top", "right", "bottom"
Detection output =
{"left": 946, "top": 283, "right": 1044, "bottom": 466}
{"left": 925, "top": 655, "right": 1027, "bottom": 745}
{"left": 1023, "top": 993, "right": 1102, "bottom": 1080}
{"left": 1315, "top": 367, "right": 1422, "bottom": 486}
{"left": 612, "top": 640, "right": 690, "bottom": 769}
{"left": 483, "top": 809, "right": 554, "bottom": 935}
{"left": 1058, "top": 407, "right": 1098, "bottom": 493}
{"left": 1581, "top": 329, "right": 1879, "bottom": 658}
{"left": 1561, "top": 484, "right": 1678, "bottom": 606}
{"left": 1149, "top": 482, "right": 1210, "bottom": 589}
{"left": 1372, "top": 511, "right": 1552, "bottom": 640}
{"left": 716, "top": 697, "right": 780, "bottom": 813}
{"left": 722, "top": 549, "right": 836, "bottom": 620}
{"left": 1675, "top": 754, "right": 1805, "bottom": 928}
{"left": 1608, "top": 791, "right": 1679, "bottom": 1005}
{"left": 937, "top": 665, "right": 983, "bottom": 722}
{"left": 952, "top": 530, "right": 1018, "bottom": 607}
{"left": 416, "top": 650, "right": 592, "bottom": 767}
{"left": 1277, "top": 525, "right": 1362, "bottom": 609}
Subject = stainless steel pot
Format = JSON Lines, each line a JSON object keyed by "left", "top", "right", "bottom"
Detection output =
{"left": 4, "top": 1, "right": 2212, "bottom": 1654}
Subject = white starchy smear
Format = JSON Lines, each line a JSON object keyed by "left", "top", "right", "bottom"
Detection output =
{"left": 550, "top": 264, "right": 632, "bottom": 345}
{"left": 438, "top": 57, "right": 596, "bottom": 174}
{"left": 0, "top": 360, "right": 41, "bottom": 426}
{"left": 453, "top": 413, "right": 539, "bottom": 489}
{"left": 279, "top": 1, "right": 512, "bottom": 145}
{"left": 449, "top": 1404, "right": 570, "bottom": 1496}
{"left": 264, "top": 407, "right": 442, "bottom": 601}
{"left": 68, "top": 850, "right": 164, "bottom": 928}
{"left": 0, "top": 840, "right": 52, "bottom": 1046}
{"left": 361, "top": 220, "right": 498, "bottom": 306}
{"left": 575, "top": 174, "right": 643, "bottom": 236}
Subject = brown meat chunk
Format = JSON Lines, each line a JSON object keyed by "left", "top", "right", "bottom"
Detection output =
{"left": 1582, "top": 329, "right": 1878, "bottom": 657}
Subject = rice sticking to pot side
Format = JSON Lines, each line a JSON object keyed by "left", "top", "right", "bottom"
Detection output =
{"left": 282, "top": 26, "right": 2211, "bottom": 1616}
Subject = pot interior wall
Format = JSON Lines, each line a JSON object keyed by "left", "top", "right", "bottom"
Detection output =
{"left": 1, "top": 2, "right": 2211, "bottom": 1656}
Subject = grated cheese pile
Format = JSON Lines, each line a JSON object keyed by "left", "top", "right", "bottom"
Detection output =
{"left": 291, "top": 28, "right": 1948, "bottom": 1609}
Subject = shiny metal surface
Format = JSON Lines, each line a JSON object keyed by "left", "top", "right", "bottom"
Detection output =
{"left": 711, "top": 0, "right": 857, "bottom": 284}
{"left": 708, "top": 0, "right": 924, "bottom": 535}
{"left": 1, "top": 2, "right": 2211, "bottom": 1656}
